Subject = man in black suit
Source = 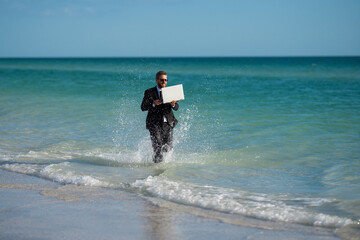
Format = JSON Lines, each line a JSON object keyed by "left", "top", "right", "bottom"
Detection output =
{"left": 141, "top": 71, "right": 179, "bottom": 163}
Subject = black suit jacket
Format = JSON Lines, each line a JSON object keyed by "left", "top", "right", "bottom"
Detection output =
{"left": 141, "top": 87, "right": 179, "bottom": 129}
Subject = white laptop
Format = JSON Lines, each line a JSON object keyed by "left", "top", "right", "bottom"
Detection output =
{"left": 162, "top": 84, "right": 185, "bottom": 103}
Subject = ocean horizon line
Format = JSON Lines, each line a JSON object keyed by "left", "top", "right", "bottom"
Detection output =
{"left": 1, "top": 55, "right": 360, "bottom": 59}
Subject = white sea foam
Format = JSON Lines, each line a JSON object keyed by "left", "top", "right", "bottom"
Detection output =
{"left": 131, "top": 175, "right": 355, "bottom": 227}
{"left": 0, "top": 149, "right": 15, "bottom": 161}
{"left": 288, "top": 197, "right": 334, "bottom": 207}
{"left": 7, "top": 146, "right": 149, "bottom": 165}
{"left": 1, "top": 163, "right": 42, "bottom": 175}
{"left": 15, "top": 150, "right": 74, "bottom": 161}
{"left": 39, "top": 163, "right": 110, "bottom": 187}
{"left": 1, "top": 162, "right": 115, "bottom": 188}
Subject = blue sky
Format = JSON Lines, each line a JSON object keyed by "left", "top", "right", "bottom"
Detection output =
{"left": 0, "top": 0, "right": 359, "bottom": 57}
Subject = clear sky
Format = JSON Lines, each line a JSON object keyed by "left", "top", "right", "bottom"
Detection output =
{"left": 0, "top": 0, "right": 359, "bottom": 57}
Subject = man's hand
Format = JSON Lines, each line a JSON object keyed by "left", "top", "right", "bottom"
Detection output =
{"left": 153, "top": 100, "right": 162, "bottom": 106}
{"left": 170, "top": 100, "right": 177, "bottom": 107}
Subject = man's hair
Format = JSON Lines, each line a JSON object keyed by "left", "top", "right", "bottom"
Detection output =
{"left": 156, "top": 71, "right": 167, "bottom": 79}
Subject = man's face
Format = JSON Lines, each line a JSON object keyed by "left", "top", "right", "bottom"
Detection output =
{"left": 156, "top": 74, "right": 168, "bottom": 89}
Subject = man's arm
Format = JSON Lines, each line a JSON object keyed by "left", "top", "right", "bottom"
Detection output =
{"left": 141, "top": 89, "right": 163, "bottom": 111}
{"left": 141, "top": 90, "right": 152, "bottom": 111}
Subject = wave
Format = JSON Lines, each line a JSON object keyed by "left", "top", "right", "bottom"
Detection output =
{"left": 131, "top": 175, "right": 356, "bottom": 228}
{"left": 1, "top": 162, "right": 114, "bottom": 187}
{"left": 1, "top": 161, "right": 356, "bottom": 228}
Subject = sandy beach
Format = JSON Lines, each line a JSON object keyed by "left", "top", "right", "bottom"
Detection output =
{"left": 0, "top": 169, "right": 346, "bottom": 240}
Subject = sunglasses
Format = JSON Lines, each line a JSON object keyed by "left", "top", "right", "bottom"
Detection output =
{"left": 159, "top": 79, "right": 168, "bottom": 82}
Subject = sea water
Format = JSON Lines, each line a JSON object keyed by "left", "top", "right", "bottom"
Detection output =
{"left": 1, "top": 58, "right": 359, "bottom": 234}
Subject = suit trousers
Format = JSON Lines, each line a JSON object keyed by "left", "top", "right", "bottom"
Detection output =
{"left": 149, "top": 122, "right": 173, "bottom": 163}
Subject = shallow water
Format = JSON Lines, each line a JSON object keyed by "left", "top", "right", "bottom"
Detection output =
{"left": 1, "top": 57, "right": 359, "bottom": 233}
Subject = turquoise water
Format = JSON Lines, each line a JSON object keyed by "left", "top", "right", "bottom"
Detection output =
{"left": 1, "top": 58, "right": 360, "bottom": 232}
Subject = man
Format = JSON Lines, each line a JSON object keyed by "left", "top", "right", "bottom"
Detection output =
{"left": 141, "top": 71, "right": 179, "bottom": 163}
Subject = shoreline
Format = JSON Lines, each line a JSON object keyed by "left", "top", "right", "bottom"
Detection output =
{"left": 0, "top": 169, "right": 347, "bottom": 240}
